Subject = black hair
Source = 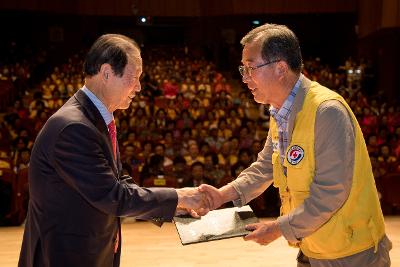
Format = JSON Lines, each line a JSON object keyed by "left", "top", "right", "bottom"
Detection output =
{"left": 83, "top": 34, "right": 140, "bottom": 77}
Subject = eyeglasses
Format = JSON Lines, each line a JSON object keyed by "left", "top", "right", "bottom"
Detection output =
{"left": 238, "top": 59, "right": 281, "bottom": 77}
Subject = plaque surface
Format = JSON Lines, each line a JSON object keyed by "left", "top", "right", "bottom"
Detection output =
{"left": 173, "top": 205, "right": 259, "bottom": 245}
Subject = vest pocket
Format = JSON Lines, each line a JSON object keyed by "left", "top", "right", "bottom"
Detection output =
{"left": 285, "top": 142, "right": 313, "bottom": 191}
{"left": 301, "top": 213, "right": 352, "bottom": 254}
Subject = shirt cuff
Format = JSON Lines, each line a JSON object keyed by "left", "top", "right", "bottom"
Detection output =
{"left": 229, "top": 181, "right": 246, "bottom": 207}
{"left": 276, "top": 215, "right": 301, "bottom": 244}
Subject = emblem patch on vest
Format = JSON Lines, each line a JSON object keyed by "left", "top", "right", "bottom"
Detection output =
{"left": 287, "top": 145, "right": 304, "bottom": 165}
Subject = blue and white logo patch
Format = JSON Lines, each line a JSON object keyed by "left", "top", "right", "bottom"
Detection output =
{"left": 287, "top": 145, "right": 304, "bottom": 165}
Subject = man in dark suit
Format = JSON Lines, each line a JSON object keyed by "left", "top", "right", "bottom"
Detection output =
{"left": 19, "top": 34, "right": 209, "bottom": 267}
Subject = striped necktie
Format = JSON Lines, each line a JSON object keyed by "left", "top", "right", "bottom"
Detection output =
{"left": 107, "top": 120, "right": 117, "bottom": 159}
{"left": 108, "top": 119, "right": 119, "bottom": 253}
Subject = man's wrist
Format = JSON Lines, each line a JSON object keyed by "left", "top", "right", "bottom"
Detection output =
{"left": 220, "top": 185, "right": 239, "bottom": 203}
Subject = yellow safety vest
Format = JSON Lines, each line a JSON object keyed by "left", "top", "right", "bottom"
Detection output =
{"left": 270, "top": 82, "right": 385, "bottom": 259}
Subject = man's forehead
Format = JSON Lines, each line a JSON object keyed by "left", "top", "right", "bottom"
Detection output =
{"left": 127, "top": 56, "right": 142, "bottom": 72}
{"left": 242, "top": 42, "right": 262, "bottom": 63}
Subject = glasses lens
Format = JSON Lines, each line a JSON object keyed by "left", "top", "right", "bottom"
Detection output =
{"left": 238, "top": 66, "right": 245, "bottom": 76}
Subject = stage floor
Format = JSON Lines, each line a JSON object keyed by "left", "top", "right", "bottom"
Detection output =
{"left": 1, "top": 217, "right": 399, "bottom": 266}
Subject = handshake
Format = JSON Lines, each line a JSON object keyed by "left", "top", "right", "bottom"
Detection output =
{"left": 175, "top": 184, "right": 226, "bottom": 217}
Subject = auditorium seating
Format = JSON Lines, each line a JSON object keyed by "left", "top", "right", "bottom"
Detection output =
{"left": 377, "top": 172, "right": 400, "bottom": 214}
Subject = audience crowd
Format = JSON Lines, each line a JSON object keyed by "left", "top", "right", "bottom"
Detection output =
{"left": 0, "top": 45, "right": 399, "bottom": 225}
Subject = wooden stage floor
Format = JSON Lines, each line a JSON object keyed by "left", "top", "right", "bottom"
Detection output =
{"left": 1, "top": 217, "right": 399, "bottom": 266}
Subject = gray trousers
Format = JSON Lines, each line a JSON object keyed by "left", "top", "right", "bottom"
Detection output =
{"left": 297, "top": 235, "right": 392, "bottom": 267}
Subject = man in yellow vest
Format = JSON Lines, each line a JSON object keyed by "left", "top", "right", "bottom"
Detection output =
{"left": 200, "top": 23, "right": 392, "bottom": 266}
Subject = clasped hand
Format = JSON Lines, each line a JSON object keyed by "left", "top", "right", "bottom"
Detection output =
{"left": 175, "top": 184, "right": 224, "bottom": 218}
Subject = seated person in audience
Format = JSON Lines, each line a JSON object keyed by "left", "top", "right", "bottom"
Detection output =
{"left": 175, "top": 93, "right": 190, "bottom": 110}
{"left": 122, "top": 132, "right": 141, "bottom": 149}
{"left": 238, "top": 126, "right": 254, "bottom": 149}
{"left": 178, "top": 128, "right": 193, "bottom": 156}
{"left": 181, "top": 77, "right": 196, "bottom": 99}
{"left": 121, "top": 144, "right": 141, "bottom": 170}
{"left": 141, "top": 154, "right": 178, "bottom": 188}
{"left": 210, "top": 100, "right": 224, "bottom": 120}
{"left": 0, "top": 150, "right": 11, "bottom": 169}
{"left": 188, "top": 99, "right": 201, "bottom": 120}
{"left": 217, "top": 118, "right": 232, "bottom": 140}
{"left": 218, "top": 141, "right": 238, "bottom": 168}
{"left": 170, "top": 156, "right": 187, "bottom": 187}
{"left": 377, "top": 144, "right": 398, "bottom": 174}
{"left": 139, "top": 154, "right": 165, "bottom": 185}
{"left": 205, "top": 126, "right": 224, "bottom": 152}
{"left": 176, "top": 109, "right": 193, "bottom": 130}
{"left": 204, "top": 152, "right": 226, "bottom": 186}
{"left": 196, "top": 89, "right": 210, "bottom": 107}
{"left": 137, "top": 140, "right": 153, "bottom": 167}
{"left": 14, "top": 148, "right": 30, "bottom": 172}
{"left": 192, "top": 119, "right": 204, "bottom": 141}
{"left": 154, "top": 108, "right": 168, "bottom": 130}
{"left": 153, "top": 143, "right": 173, "bottom": 170}
{"left": 47, "top": 90, "right": 64, "bottom": 110}
{"left": 184, "top": 142, "right": 205, "bottom": 166}
{"left": 199, "top": 141, "right": 211, "bottom": 157}
{"left": 165, "top": 99, "right": 178, "bottom": 120}
{"left": 214, "top": 77, "right": 232, "bottom": 94}
{"left": 366, "top": 134, "right": 379, "bottom": 156}
{"left": 160, "top": 130, "right": 176, "bottom": 158}
{"left": 184, "top": 161, "right": 213, "bottom": 187}
{"left": 227, "top": 108, "right": 242, "bottom": 129}
{"left": 129, "top": 107, "right": 148, "bottom": 131}
{"left": 203, "top": 109, "right": 218, "bottom": 129}
{"left": 117, "top": 119, "right": 130, "bottom": 140}
{"left": 230, "top": 148, "right": 252, "bottom": 178}
{"left": 162, "top": 78, "right": 179, "bottom": 99}
{"left": 197, "top": 77, "right": 212, "bottom": 98}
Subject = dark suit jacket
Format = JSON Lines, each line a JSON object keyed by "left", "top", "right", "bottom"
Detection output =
{"left": 19, "top": 90, "right": 178, "bottom": 267}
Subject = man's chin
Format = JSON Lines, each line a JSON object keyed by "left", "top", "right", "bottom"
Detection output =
{"left": 253, "top": 97, "right": 263, "bottom": 104}
{"left": 120, "top": 101, "right": 133, "bottom": 110}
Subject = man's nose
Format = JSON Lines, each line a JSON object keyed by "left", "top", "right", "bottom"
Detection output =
{"left": 242, "top": 74, "right": 251, "bottom": 84}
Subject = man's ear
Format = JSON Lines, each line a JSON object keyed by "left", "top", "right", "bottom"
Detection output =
{"left": 100, "top": 64, "right": 112, "bottom": 82}
{"left": 276, "top": 61, "right": 288, "bottom": 76}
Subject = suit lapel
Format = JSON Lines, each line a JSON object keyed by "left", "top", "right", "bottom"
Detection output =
{"left": 73, "top": 90, "right": 120, "bottom": 177}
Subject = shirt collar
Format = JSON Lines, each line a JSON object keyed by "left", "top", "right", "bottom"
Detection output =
{"left": 270, "top": 73, "right": 303, "bottom": 121}
{"left": 81, "top": 85, "right": 114, "bottom": 126}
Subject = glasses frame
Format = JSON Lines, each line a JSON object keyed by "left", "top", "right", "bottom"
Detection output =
{"left": 238, "top": 59, "right": 281, "bottom": 77}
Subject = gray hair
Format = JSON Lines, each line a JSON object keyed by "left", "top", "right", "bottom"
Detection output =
{"left": 241, "top": 24, "right": 303, "bottom": 73}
